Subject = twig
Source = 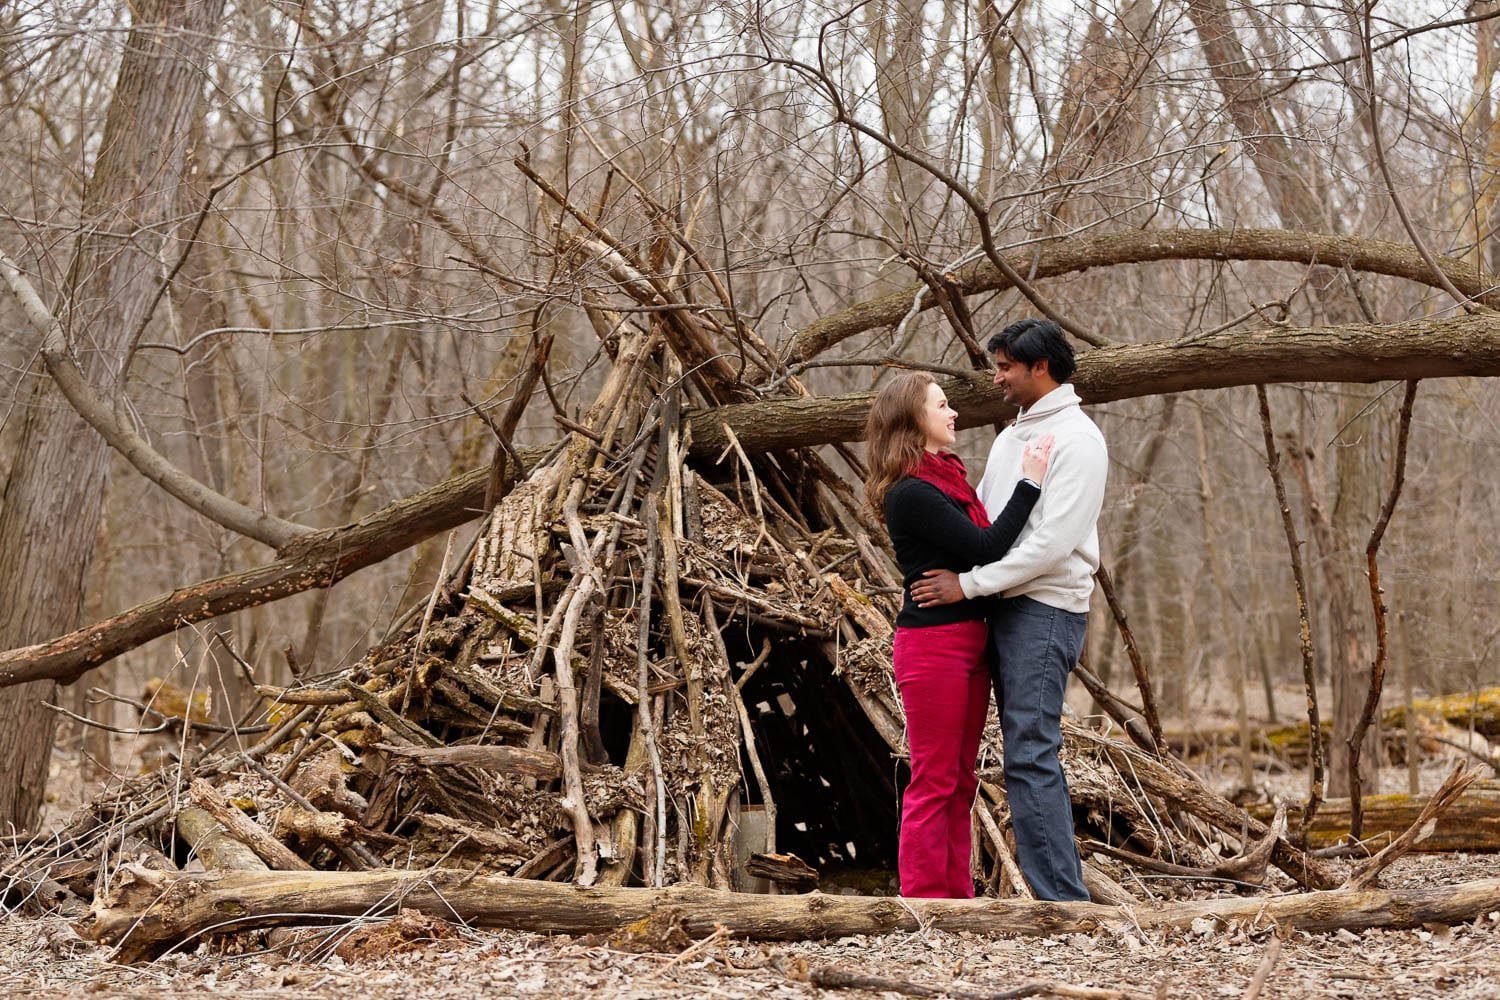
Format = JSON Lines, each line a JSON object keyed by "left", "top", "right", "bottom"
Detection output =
{"left": 460, "top": 388, "right": 529, "bottom": 510}
{"left": 404, "top": 531, "right": 456, "bottom": 715}
{"left": 551, "top": 479, "right": 603, "bottom": 886}
{"left": 1092, "top": 565, "right": 1166, "bottom": 754}
{"left": 1256, "top": 385, "right": 1324, "bottom": 840}
{"left": 43, "top": 697, "right": 271, "bottom": 736}
{"left": 1344, "top": 762, "right": 1481, "bottom": 891}
{"left": 976, "top": 785, "right": 1031, "bottom": 898}
{"left": 1071, "top": 660, "right": 1157, "bottom": 755}
{"left": 769, "top": 53, "right": 1109, "bottom": 347}
{"left": 734, "top": 638, "right": 773, "bottom": 694}
{"left": 803, "top": 964, "right": 1151, "bottom": 1000}
{"left": 1354, "top": 5, "right": 1478, "bottom": 312}
{"left": 709, "top": 598, "right": 778, "bottom": 888}
{"left": 653, "top": 405, "right": 697, "bottom": 735}
{"left": 209, "top": 630, "right": 259, "bottom": 690}
{"left": 1242, "top": 932, "right": 1284, "bottom": 1000}
{"left": 637, "top": 495, "right": 669, "bottom": 887}
{"left": 1349, "top": 380, "right": 1418, "bottom": 837}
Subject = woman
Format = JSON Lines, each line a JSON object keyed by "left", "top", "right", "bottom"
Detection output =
{"left": 864, "top": 371, "right": 1051, "bottom": 898}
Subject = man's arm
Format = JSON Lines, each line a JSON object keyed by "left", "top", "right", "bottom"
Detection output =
{"left": 958, "top": 435, "right": 1106, "bottom": 599}
{"left": 910, "top": 568, "right": 963, "bottom": 607}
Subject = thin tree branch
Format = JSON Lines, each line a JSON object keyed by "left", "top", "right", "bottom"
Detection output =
{"left": 1354, "top": 1, "right": 1478, "bottom": 312}
{"left": 1349, "top": 380, "right": 1419, "bottom": 837}
{"left": 1092, "top": 565, "right": 1167, "bottom": 755}
{"left": 1256, "top": 385, "right": 1324, "bottom": 841}
{"left": 0, "top": 250, "right": 307, "bottom": 549}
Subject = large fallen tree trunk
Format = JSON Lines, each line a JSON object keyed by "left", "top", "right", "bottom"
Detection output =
{"left": 1250, "top": 782, "right": 1500, "bottom": 852}
{"left": 694, "top": 314, "right": 1500, "bottom": 457}
{"left": 82, "top": 864, "right": 1500, "bottom": 962}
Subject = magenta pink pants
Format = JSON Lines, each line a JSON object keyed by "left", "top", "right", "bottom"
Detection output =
{"left": 892, "top": 619, "right": 991, "bottom": 898}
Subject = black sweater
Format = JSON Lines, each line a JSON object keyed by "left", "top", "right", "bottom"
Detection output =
{"left": 883, "top": 476, "right": 1040, "bottom": 629}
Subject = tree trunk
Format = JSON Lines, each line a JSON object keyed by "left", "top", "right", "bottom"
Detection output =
{"left": 0, "top": 0, "right": 223, "bottom": 830}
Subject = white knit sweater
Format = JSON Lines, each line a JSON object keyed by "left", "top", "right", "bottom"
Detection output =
{"left": 959, "top": 384, "right": 1108, "bottom": 613}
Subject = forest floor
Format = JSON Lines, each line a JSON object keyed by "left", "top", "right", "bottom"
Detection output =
{"left": 4, "top": 852, "right": 1500, "bottom": 999}
{"left": 9, "top": 684, "right": 1500, "bottom": 998}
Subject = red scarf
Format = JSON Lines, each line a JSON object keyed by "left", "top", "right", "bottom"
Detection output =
{"left": 910, "top": 450, "right": 989, "bottom": 528}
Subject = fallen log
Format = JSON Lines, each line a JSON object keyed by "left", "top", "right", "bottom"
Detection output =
{"left": 174, "top": 808, "right": 268, "bottom": 873}
{"left": 81, "top": 864, "right": 1500, "bottom": 962}
{"left": 694, "top": 314, "right": 1500, "bottom": 457}
{"left": 1169, "top": 686, "right": 1500, "bottom": 762}
{"left": 1249, "top": 780, "right": 1500, "bottom": 851}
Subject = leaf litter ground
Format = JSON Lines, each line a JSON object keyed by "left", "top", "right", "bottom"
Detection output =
{"left": 4, "top": 853, "right": 1499, "bottom": 1000}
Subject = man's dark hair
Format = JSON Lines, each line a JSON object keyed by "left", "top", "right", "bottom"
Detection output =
{"left": 986, "top": 318, "right": 1076, "bottom": 383}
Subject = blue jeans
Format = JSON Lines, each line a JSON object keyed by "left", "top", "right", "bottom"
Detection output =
{"left": 990, "top": 595, "right": 1089, "bottom": 901}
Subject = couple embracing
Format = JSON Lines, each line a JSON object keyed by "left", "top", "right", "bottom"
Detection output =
{"left": 863, "top": 318, "right": 1107, "bottom": 902}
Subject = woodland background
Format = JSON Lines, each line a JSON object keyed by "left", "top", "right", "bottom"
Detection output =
{"left": 0, "top": 0, "right": 1498, "bottom": 854}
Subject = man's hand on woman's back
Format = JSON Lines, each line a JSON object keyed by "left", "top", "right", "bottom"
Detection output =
{"left": 910, "top": 568, "right": 964, "bottom": 607}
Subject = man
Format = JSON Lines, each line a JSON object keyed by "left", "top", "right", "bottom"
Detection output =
{"left": 909, "top": 317, "right": 1107, "bottom": 901}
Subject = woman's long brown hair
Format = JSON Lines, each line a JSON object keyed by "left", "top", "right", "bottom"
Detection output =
{"left": 863, "top": 371, "right": 937, "bottom": 519}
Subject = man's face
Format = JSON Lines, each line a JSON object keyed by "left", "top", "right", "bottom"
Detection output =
{"left": 992, "top": 351, "right": 1047, "bottom": 408}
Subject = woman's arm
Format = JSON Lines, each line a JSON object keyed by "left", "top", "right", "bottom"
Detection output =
{"left": 887, "top": 479, "right": 1040, "bottom": 563}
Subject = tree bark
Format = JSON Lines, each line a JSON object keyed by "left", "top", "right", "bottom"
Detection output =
{"left": 83, "top": 864, "right": 1500, "bottom": 962}
{"left": 174, "top": 808, "right": 271, "bottom": 873}
{"left": 0, "top": 0, "right": 224, "bottom": 831}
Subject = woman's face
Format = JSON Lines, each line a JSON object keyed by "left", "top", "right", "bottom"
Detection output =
{"left": 918, "top": 382, "right": 957, "bottom": 452}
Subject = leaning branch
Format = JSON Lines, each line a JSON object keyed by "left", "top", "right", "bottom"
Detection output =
{"left": 784, "top": 227, "right": 1500, "bottom": 363}
{"left": 6, "top": 315, "right": 1500, "bottom": 689}
{"left": 0, "top": 462, "right": 513, "bottom": 688}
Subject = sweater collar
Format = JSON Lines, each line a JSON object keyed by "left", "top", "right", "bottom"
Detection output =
{"left": 1016, "top": 383, "right": 1080, "bottom": 423}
